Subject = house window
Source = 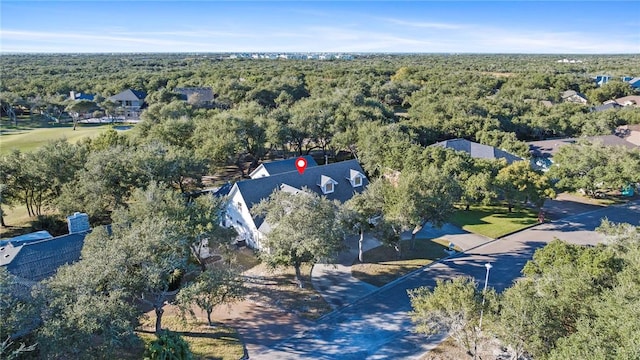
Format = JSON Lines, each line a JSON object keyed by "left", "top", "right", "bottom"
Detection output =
{"left": 237, "top": 202, "right": 243, "bottom": 211}
{"left": 353, "top": 176, "right": 362, "bottom": 187}
{"left": 324, "top": 182, "right": 334, "bottom": 194}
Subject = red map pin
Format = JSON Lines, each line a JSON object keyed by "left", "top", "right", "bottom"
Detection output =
{"left": 295, "top": 157, "right": 308, "bottom": 174}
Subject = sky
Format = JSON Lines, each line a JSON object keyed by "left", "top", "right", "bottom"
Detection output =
{"left": 1, "top": 1, "right": 639, "bottom": 54}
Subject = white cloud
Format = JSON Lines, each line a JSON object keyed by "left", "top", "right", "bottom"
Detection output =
{"left": 382, "top": 18, "right": 464, "bottom": 30}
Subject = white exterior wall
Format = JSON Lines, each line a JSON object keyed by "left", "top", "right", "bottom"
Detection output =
{"left": 225, "top": 186, "right": 262, "bottom": 249}
{"left": 249, "top": 166, "right": 270, "bottom": 179}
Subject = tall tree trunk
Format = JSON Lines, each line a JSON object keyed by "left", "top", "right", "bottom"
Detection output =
{"left": 294, "top": 262, "right": 303, "bottom": 288}
{"left": 206, "top": 308, "right": 213, "bottom": 326}
{"left": 155, "top": 306, "right": 164, "bottom": 334}
{"left": 0, "top": 206, "right": 6, "bottom": 228}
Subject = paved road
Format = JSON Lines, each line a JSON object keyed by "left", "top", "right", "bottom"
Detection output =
{"left": 254, "top": 200, "right": 640, "bottom": 359}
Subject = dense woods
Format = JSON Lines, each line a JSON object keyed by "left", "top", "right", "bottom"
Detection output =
{"left": 1, "top": 53, "right": 640, "bottom": 358}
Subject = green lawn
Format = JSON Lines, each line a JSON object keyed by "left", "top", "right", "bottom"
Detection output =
{"left": 352, "top": 239, "right": 450, "bottom": 287}
{"left": 450, "top": 205, "right": 538, "bottom": 239}
{"left": 0, "top": 124, "right": 112, "bottom": 154}
{"left": 136, "top": 315, "right": 245, "bottom": 360}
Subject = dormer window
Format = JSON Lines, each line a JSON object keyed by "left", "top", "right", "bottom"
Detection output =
{"left": 348, "top": 169, "right": 365, "bottom": 188}
{"left": 325, "top": 182, "right": 334, "bottom": 193}
{"left": 318, "top": 175, "right": 337, "bottom": 194}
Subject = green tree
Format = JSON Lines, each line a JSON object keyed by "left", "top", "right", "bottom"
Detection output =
{"left": 144, "top": 330, "right": 193, "bottom": 360}
{"left": 549, "top": 140, "right": 640, "bottom": 197}
{"left": 495, "top": 161, "right": 555, "bottom": 211}
{"left": 65, "top": 99, "right": 96, "bottom": 130}
{"left": 342, "top": 180, "right": 386, "bottom": 262}
{"left": 177, "top": 267, "right": 245, "bottom": 326}
{"left": 252, "top": 188, "right": 345, "bottom": 287}
{"left": 385, "top": 167, "right": 461, "bottom": 250}
{"left": 0, "top": 268, "right": 38, "bottom": 358}
{"left": 409, "top": 276, "right": 497, "bottom": 358}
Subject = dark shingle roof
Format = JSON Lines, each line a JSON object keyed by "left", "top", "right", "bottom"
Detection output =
{"left": 431, "top": 138, "right": 523, "bottom": 164}
{"left": 108, "top": 89, "right": 146, "bottom": 101}
{"left": 236, "top": 159, "right": 368, "bottom": 228}
{"left": 250, "top": 155, "right": 319, "bottom": 177}
{"left": 593, "top": 103, "right": 622, "bottom": 112}
{"left": 1, "top": 232, "right": 87, "bottom": 282}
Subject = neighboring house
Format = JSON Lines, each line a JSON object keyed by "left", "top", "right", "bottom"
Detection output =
{"left": 174, "top": 87, "right": 216, "bottom": 106}
{"left": 612, "top": 95, "right": 640, "bottom": 107}
{"left": 225, "top": 159, "right": 368, "bottom": 249}
{"left": 108, "top": 89, "right": 147, "bottom": 119}
{"left": 594, "top": 75, "right": 612, "bottom": 87}
{"left": 628, "top": 77, "right": 640, "bottom": 89}
{"left": 1, "top": 213, "right": 90, "bottom": 285}
{"left": 430, "top": 138, "right": 523, "bottom": 164}
{"left": 528, "top": 135, "right": 639, "bottom": 171}
{"left": 249, "top": 155, "right": 318, "bottom": 179}
{"left": 561, "top": 90, "right": 588, "bottom": 104}
{"left": 69, "top": 91, "right": 95, "bottom": 101}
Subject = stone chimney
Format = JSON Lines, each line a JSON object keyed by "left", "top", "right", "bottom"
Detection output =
{"left": 66, "top": 212, "right": 90, "bottom": 234}
{"left": 70, "top": 91, "right": 76, "bottom": 100}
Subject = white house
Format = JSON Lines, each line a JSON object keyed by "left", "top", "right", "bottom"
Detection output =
{"left": 248, "top": 155, "right": 318, "bottom": 179}
{"left": 225, "top": 158, "right": 368, "bottom": 249}
{"left": 108, "top": 89, "right": 146, "bottom": 119}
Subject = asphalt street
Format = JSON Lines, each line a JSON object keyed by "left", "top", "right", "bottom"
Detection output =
{"left": 254, "top": 200, "right": 640, "bottom": 359}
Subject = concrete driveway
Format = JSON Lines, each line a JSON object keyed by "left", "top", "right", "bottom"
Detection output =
{"left": 253, "top": 200, "right": 640, "bottom": 359}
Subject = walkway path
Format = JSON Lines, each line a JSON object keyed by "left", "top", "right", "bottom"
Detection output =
{"left": 254, "top": 200, "right": 640, "bottom": 359}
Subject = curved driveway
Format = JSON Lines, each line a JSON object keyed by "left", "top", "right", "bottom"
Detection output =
{"left": 254, "top": 200, "right": 640, "bottom": 359}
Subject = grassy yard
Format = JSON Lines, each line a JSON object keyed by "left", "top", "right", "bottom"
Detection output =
{"left": 0, "top": 123, "right": 112, "bottom": 154}
{"left": 137, "top": 315, "right": 244, "bottom": 360}
{"left": 352, "top": 239, "right": 450, "bottom": 287}
{"left": 450, "top": 205, "right": 538, "bottom": 239}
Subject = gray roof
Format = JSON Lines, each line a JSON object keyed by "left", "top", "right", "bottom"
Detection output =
{"left": 528, "top": 135, "right": 638, "bottom": 157}
{"left": 1, "top": 232, "right": 88, "bottom": 282}
{"left": 593, "top": 103, "right": 622, "bottom": 112}
{"left": 174, "top": 87, "right": 215, "bottom": 103}
{"left": 431, "top": 138, "right": 523, "bottom": 164}
{"left": 561, "top": 90, "right": 587, "bottom": 100}
{"left": 250, "top": 155, "right": 319, "bottom": 177}
{"left": 236, "top": 159, "right": 369, "bottom": 228}
{"left": 108, "top": 89, "right": 146, "bottom": 102}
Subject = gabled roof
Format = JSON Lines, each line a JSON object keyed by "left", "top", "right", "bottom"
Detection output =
{"left": 628, "top": 77, "right": 640, "bottom": 86}
{"left": 349, "top": 169, "right": 365, "bottom": 179}
{"left": 318, "top": 175, "right": 338, "bottom": 187}
{"left": 174, "top": 87, "right": 215, "bottom": 103}
{"left": 234, "top": 159, "right": 369, "bottom": 228}
{"left": 108, "top": 89, "right": 146, "bottom": 102}
{"left": 561, "top": 90, "right": 587, "bottom": 100}
{"left": 249, "top": 155, "right": 318, "bottom": 178}
{"left": 1, "top": 232, "right": 88, "bottom": 282}
{"left": 430, "top": 138, "right": 523, "bottom": 164}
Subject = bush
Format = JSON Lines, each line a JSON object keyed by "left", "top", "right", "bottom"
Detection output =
{"left": 144, "top": 330, "right": 193, "bottom": 360}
